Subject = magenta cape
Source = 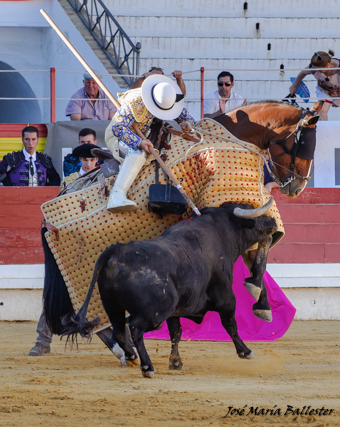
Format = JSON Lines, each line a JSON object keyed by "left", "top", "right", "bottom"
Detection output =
{"left": 144, "top": 257, "right": 296, "bottom": 342}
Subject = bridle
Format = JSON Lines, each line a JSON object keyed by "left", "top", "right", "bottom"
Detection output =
{"left": 268, "top": 110, "right": 317, "bottom": 188}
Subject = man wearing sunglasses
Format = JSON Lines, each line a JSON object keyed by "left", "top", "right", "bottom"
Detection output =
{"left": 204, "top": 71, "right": 245, "bottom": 118}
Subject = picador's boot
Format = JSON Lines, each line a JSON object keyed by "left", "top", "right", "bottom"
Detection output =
{"left": 107, "top": 151, "right": 147, "bottom": 213}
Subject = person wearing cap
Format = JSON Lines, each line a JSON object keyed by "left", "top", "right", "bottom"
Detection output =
{"left": 63, "top": 128, "right": 103, "bottom": 177}
{"left": 65, "top": 72, "right": 117, "bottom": 121}
{"left": 60, "top": 143, "right": 100, "bottom": 189}
{"left": 130, "top": 66, "right": 186, "bottom": 96}
{"left": 105, "top": 74, "right": 195, "bottom": 213}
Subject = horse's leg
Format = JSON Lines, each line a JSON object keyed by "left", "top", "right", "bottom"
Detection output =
{"left": 96, "top": 327, "right": 126, "bottom": 361}
{"left": 102, "top": 305, "right": 139, "bottom": 367}
{"left": 129, "top": 318, "right": 155, "bottom": 378}
{"left": 242, "top": 235, "right": 273, "bottom": 322}
{"left": 166, "top": 317, "right": 183, "bottom": 370}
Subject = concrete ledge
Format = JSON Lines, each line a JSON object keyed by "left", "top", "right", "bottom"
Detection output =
{"left": 284, "top": 288, "right": 340, "bottom": 320}
{"left": 0, "top": 264, "right": 44, "bottom": 289}
{"left": 0, "top": 289, "right": 43, "bottom": 321}
{"left": 1, "top": 264, "right": 339, "bottom": 320}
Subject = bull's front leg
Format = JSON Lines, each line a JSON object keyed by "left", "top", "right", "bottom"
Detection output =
{"left": 166, "top": 317, "right": 183, "bottom": 370}
{"left": 242, "top": 234, "right": 273, "bottom": 322}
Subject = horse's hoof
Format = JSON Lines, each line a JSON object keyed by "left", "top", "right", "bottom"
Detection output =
{"left": 244, "top": 280, "right": 261, "bottom": 301}
{"left": 112, "top": 343, "right": 125, "bottom": 360}
{"left": 238, "top": 351, "right": 255, "bottom": 359}
{"left": 119, "top": 356, "right": 128, "bottom": 367}
{"left": 169, "top": 360, "right": 183, "bottom": 370}
{"left": 253, "top": 309, "right": 273, "bottom": 322}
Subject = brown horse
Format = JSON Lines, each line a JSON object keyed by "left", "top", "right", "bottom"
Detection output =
{"left": 214, "top": 100, "right": 323, "bottom": 198}
{"left": 202, "top": 100, "right": 323, "bottom": 320}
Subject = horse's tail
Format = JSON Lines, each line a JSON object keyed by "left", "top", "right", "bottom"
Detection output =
{"left": 61, "top": 245, "right": 115, "bottom": 342}
{"left": 42, "top": 227, "right": 74, "bottom": 335}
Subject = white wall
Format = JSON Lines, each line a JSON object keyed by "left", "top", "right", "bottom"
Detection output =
{"left": 314, "top": 121, "right": 340, "bottom": 188}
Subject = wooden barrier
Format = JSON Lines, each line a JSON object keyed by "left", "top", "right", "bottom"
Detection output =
{"left": 0, "top": 187, "right": 59, "bottom": 264}
{"left": 0, "top": 187, "right": 339, "bottom": 265}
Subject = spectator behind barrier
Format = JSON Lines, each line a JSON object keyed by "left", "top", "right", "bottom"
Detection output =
{"left": 65, "top": 72, "right": 117, "bottom": 121}
{"left": 0, "top": 125, "right": 60, "bottom": 186}
{"left": 289, "top": 49, "right": 340, "bottom": 121}
{"left": 204, "top": 71, "right": 246, "bottom": 118}
{"left": 63, "top": 128, "right": 103, "bottom": 177}
{"left": 130, "top": 66, "right": 186, "bottom": 96}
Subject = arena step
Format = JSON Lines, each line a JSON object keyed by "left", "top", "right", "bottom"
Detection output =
{"left": 116, "top": 16, "right": 340, "bottom": 39}
{"left": 106, "top": 0, "right": 338, "bottom": 18}
{"left": 131, "top": 37, "right": 340, "bottom": 60}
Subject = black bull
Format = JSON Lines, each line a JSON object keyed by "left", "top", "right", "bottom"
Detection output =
{"left": 62, "top": 202, "right": 277, "bottom": 378}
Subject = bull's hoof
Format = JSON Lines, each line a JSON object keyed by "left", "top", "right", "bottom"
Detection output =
{"left": 244, "top": 279, "right": 261, "bottom": 301}
{"left": 169, "top": 359, "right": 183, "bottom": 370}
{"left": 125, "top": 354, "right": 139, "bottom": 367}
{"left": 141, "top": 366, "right": 154, "bottom": 378}
{"left": 253, "top": 308, "right": 273, "bottom": 322}
{"left": 238, "top": 351, "right": 255, "bottom": 359}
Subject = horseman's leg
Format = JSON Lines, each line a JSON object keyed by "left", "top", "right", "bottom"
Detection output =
{"left": 166, "top": 317, "right": 183, "bottom": 370}
{"left": 106, "top": 142, "right": 147, "bottom": 213}
{"left": 242, "top": 235, "right": 273, "bottom": 322}
{"left": 29, "top": 308, "right": 52, "bottom": 356}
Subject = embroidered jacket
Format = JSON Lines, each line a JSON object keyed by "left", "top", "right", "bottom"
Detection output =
{"left": 0, "top": 151, "right": 60, "bottom": 186}
{"left": 111, "top": 88, "right": 195, "bottom": 150}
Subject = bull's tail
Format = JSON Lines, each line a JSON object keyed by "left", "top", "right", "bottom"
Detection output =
{"left": 61, "top": 246, "right": 115, "bottom": 343}
{"left": 42, "top": 227, "right": 74, "bottom": 335}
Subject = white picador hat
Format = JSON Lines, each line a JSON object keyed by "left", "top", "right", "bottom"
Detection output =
{"left": 141, "top": 74, "right": 185, "bottom": 120}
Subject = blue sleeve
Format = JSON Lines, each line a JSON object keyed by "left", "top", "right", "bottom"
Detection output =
{"left": 111, "top": 104, "right": 142, "bottom": 150}
{"left": 174, "top": 108, "right": 195, "bottom": 124}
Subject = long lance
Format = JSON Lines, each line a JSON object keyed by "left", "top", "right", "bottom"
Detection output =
{"left": 40, "top": 9, "right": 201, "bottom": 216}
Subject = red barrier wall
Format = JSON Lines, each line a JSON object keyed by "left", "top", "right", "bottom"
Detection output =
{"left": 0, "top": 187, "right": 339, "bottom": 265}
{"left": 268, "top": 188, "right": 340, "bottom": 264}
{"left": 0, "top": 187, "right": 59, "bottom": 264}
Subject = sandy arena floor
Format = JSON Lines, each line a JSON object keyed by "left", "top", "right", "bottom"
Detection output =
{"left": 0, "top": 320, "right": 339, "bottom": 427}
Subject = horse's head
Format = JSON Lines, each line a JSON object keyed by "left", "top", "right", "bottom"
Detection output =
{"left": 268, "top": 101, "right": 323, "bottom": 198}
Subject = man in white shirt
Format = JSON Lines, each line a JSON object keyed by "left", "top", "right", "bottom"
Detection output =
{"left": 204, "top": 71, "right": 246, "bottom": 118}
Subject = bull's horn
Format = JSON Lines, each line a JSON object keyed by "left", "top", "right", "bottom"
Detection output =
{"left": 233, "top": 197, "right": 274, "bottom": 219}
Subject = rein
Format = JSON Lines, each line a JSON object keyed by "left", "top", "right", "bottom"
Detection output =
{"left": 269, "top": 110, "right": 313, "bottom": 186}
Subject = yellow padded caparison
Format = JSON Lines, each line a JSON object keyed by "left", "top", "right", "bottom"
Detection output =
{"left": 42, "top": 118, "right": 284, "bottom": 332}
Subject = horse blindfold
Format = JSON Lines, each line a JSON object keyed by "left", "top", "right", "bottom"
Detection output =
{"left": 296, "top": 127, "right": 316, "bottom": 160}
